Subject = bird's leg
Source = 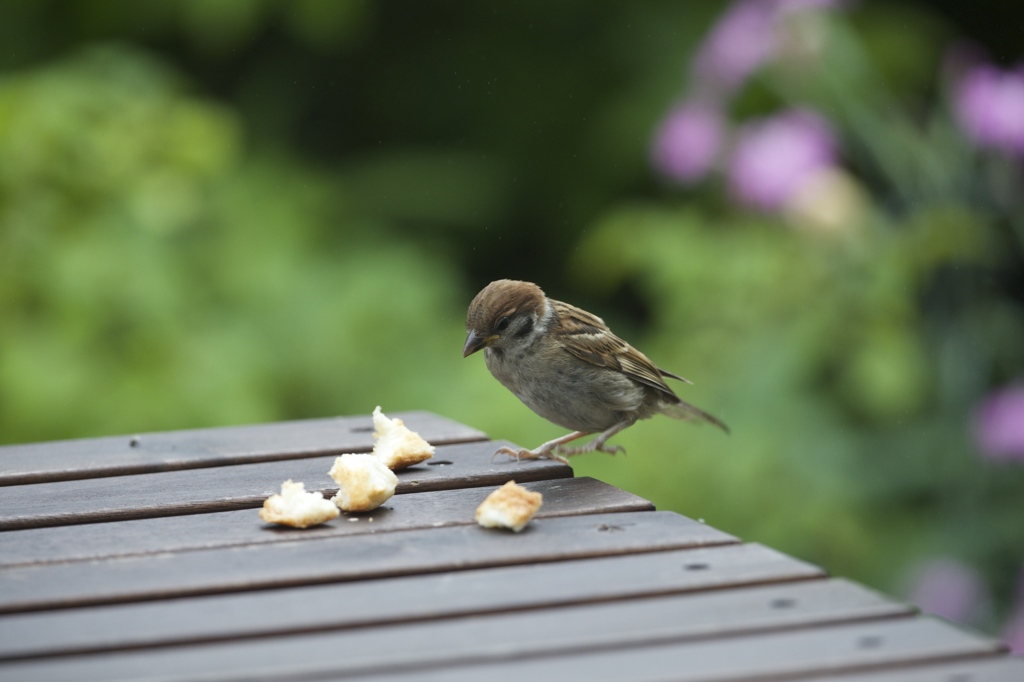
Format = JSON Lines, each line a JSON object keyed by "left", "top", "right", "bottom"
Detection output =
{"left": 493, "top": 431, "right": 590, "bottom": 465}
{"left": 557, "top": 418, "right": 634, "bottom": 458}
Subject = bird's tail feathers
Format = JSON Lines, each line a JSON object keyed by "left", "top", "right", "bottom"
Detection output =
{"left": 660, "top": 398, "right": 730, "bottom": 434}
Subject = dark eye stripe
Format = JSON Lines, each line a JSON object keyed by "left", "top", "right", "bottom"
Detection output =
{"left": 512, "top": 316, "right": 534, "bottom": 339}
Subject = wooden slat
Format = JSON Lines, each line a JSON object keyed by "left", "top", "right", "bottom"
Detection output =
{"left": 0, "top": 411, "right": 487, "bottom": 486}
{"left": 0, "top": 440, "right": 570, "bottom": 530}
{"left": 318, "top": 619, "right": 1005, "bottom": 682}
{"left": 0, "top": 477, "right": 650, "bottom": 567}
{"left": 0, "top": 542, "right": 823, "bottom": 660}
{"left": 803, "top": 656, "right": 1024, "bottom": 681}
{"left": 0, "top": 579, "right": 912, "bottom": 680}
{"left": 0, "top": 511, "right": 735, "bottom": 614}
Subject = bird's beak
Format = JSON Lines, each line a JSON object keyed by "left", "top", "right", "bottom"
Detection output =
{"left": 463, "top": 330, "right": 497, "bottom": 357}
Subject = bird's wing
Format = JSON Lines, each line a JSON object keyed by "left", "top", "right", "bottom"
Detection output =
{"left": 551, "top": 299, "right": 680, "bottom": 401}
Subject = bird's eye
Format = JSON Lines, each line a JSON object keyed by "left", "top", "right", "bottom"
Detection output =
{"left": 495, "top": 316, "right": 511, "bottom": 333}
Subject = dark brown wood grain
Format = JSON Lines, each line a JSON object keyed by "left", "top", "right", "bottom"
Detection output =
{"left": 0, "top": 477, "right": 651, "bottom": 567}
{"left": 0, "top": 604, "right": 1001, "bottom": 681}
{"left": 0, "top": 542, "right": 823, "bottom": 660}
{"left": 0, "top": 411, "right": 487, "bottom": 486}
{"left": 0, "top": 511, "right": 735, "bottom": 614}
{"left": 0, "top": 440, "right": 571, "bottom": 530}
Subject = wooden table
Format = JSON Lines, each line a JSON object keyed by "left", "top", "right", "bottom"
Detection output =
{"left": 1, "top": 411, "right": 1021, "bottom": 681}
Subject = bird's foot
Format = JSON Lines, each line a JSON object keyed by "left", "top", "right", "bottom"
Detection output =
{"left": 556, "top": 419, "right": 633, "bottom": 458}
{"left": 491, "top": 445, "right": 569, "bottom": 465}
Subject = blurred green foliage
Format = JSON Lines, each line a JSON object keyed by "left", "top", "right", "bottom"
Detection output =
{"left": 0, "top": 45, "right": 471, "bottom": 441}
{"left": 0, "top": 0, "right": 1022, "bottom": 638}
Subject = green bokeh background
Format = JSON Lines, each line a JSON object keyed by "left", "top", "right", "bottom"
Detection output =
{"left": 1, "top": 0, "right": 1022, "bottom": 638}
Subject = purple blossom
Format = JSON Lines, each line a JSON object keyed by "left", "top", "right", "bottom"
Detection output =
{"left": 726, "top": 108, "right": 837, "bottom": 211}
{"left": 907, "top": 558, "right": 985, "bottom": 623}
{"left": 954, "top": 63, "right": 1024, "bottom": 156}
{"left": 692, "top": 0, "right": 777, "bottom": 94}
{"left": 1005, "top": 569, "right": 1024, "bottom": 654}
{"left": 692, "top": 0, "right": 846, "bottom": 94}
{"left": 1005, "top": 609, "right": 1024, "bottom": 654}
{"left": 651, "top": 100, "right": 725, "bottom": 184}
{"left": 973, "top": 384, "right": 1024, "bottom": 461}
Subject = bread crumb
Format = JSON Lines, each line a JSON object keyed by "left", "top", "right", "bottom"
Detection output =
{"left": 372, "top": 406, "right": 435, "bottom": 470}
{"left": 260, "top": 480, "right": 340, "bottom": 529}
{"left": 329, "top": 454, "right": 398, "bottom": 512}
{"left": 475, "top": 481, "right": 543, "bottom": 533}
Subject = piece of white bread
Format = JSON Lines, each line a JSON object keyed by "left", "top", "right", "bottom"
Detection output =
{"left": 475, "top": 481, "right": 543, "bottom": 532}
{"left": 329, "top": 453, "right": 398, "bottom": 512}
{"left": 259, "top": 479, "right": 340, "bottom": 528}
{"left": 372, "top": 406, "right": 435, "bottom": 470}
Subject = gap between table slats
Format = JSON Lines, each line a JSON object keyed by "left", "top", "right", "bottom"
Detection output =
{"left": 802, "top": 656, "right": 1024, "bottom": 681}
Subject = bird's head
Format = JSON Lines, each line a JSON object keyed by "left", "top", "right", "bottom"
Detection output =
{"left": 463, "top": 279, "right": 546, "bottom": 357}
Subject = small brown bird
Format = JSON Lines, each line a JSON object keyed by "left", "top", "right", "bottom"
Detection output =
{"left": 463, "top": 279, "right": 728, "bottom": 464}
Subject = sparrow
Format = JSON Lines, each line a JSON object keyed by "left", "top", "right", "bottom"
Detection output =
{"left": 463, "top": 279, "right": 728, "bottom": 464}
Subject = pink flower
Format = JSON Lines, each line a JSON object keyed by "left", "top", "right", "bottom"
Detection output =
{"left": 906, "top": 558, "right": 985, "bottom": 623}
{"left": 651, "top": 100, "right": 725, "bottom": 185}
{"left": 1004, "top": 567, "right": 1024, "bottom": 654}
{"left": 973, "top": 384, "right": 1024, "bottom": 461}
{"left": 1006, "top": 605, "right": 1024, "bottom": 654}
{"left": 692, "top": 0, "right": 847, "bottom": 94}
{"left": 726, "top": 108, "right": 836, "bottom": 211}
{"left": 954, "top": 63, "right": 1024, "bottom": 156}
{"left": 692, "top": 0, "right": 778, "bottom": 94}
